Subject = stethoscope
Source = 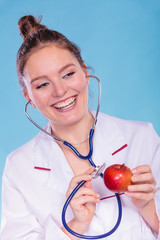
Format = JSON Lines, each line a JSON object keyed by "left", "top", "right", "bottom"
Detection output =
{"left": 25, "top": 75, "right": 122, "bottom": 239}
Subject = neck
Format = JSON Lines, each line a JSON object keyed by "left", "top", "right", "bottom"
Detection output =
{"left": 50, "top": 110, "right": 94, "bottom": 145}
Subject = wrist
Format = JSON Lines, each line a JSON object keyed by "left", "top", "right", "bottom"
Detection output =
{"left": 138, "top": 200, "right": 159, "bottom": 234}
{"left": 138, "top": 199, "right": 154, "bottom": 212}
{"left": 61, "top": 218, "right": 90, "bottom": 240}
{"left": 69, "top": 218, "right": 90, "bottom": 234}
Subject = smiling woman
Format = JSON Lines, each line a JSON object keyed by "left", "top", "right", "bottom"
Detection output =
{"left": 1, "top": 15, "right": 160, "bottom": 240}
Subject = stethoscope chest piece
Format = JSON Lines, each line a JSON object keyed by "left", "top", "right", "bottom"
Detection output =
{"left": 91, "top": 163, "right": 106, "bottom": 179}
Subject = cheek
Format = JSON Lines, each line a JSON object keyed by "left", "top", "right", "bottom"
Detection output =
{"left": 79, "top": 79, "right": 89, "bottom": 97}
{"left": 71, "top": 75, "right": 88, "bottom": 93}
{"left": 31, "top": 94, "right": 49, "bottom": 109}
{"left": 28, "top": 87, "right": 51, "bottom": 107}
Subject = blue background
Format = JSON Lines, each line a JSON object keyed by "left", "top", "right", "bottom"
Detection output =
{"left": 0, "top": 0, "right": 160, "bottom": 217}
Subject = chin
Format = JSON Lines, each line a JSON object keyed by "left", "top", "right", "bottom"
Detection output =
{"left": 59, "top": 110, "right": 86, "bottom": 127}
{"left": 63, "top": 116, "right": 82, "bottom": 127}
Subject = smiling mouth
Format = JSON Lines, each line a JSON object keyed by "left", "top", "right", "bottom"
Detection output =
{"left": 53, "top": 97, "right": 76, "bottom": 109}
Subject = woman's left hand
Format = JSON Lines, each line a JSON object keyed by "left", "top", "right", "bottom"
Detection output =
{"left": 125, "top": 165, "right": 157, "bottom": 210}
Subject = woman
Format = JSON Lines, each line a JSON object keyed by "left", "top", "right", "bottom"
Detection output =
{"left": 1, "top": 15, "right": 160, "bottom": 240}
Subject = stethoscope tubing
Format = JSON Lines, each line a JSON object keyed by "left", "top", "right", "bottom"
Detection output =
{"left": 24, "top": 75, "right": 122, "bottom": 239}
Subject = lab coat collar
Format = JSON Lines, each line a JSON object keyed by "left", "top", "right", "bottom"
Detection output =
{"left": 95, "top": 113, "right": 127, "bottom": 156}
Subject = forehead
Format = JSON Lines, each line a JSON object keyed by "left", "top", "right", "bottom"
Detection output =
{"left": 26, "top": 44, "right": 78, "bottom": 66}
{"left": 24, "top": 44, "right": 80, "bottom": 77}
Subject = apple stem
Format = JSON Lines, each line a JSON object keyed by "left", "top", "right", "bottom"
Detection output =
{"left": 121, "top": 163, "right": 125, "bottom": 169}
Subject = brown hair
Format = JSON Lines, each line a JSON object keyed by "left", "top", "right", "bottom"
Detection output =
{"left": 17, "top": 15, "right": 84, "bottom": 93}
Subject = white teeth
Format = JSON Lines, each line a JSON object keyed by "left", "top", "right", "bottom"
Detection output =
{"left": 54, "top": 97, "right": 76, "bottom": 109}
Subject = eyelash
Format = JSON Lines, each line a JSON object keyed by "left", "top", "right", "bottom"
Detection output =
{"left": 36, "top": 83, "right": 49, "bottom": 89}
{"left": 63, "top": 72, "right": 75, "bottom": 78}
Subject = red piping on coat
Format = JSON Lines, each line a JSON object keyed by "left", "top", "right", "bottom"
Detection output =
{"left": 34, "top": 166, "right": 51, "bottom": 171}
{"left": 112, "top": 144, "right": 128, "bottom": 155}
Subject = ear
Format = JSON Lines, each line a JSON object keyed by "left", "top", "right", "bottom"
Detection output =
{"left": 82, "top": 62, "right": 89, "bottom": 75}
{"left": 82, "top": 62, "right": 90, "bottom": 84}
{"left": 23, "top": 91, "right": 36, "bottom": 108}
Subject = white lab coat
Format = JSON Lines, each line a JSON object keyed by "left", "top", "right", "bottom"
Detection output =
{"left": 1, "top": 113, "right": 160, "bottom": 240}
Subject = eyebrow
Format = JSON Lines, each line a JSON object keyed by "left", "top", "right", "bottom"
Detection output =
{"left": 30, "top": 63, "right": 76, "bottom": 84}
{"left": 58, "top": 63, "right": 75, "bottom": 74}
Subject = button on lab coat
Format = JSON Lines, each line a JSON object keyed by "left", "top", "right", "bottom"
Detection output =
{"left": 1, "top": 113, "right": 160, "bottom": 239}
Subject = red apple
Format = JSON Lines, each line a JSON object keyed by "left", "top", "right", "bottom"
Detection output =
{"left": 103, "top": 164, "right": 133, "bottom": 193}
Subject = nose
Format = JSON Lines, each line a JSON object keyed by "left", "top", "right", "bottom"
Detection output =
{"left": 52, "top": 80, "right": 67, "bottom": 97}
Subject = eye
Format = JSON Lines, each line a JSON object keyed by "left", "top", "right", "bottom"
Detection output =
{"left": 63, "top": 72, "right": 75, "bottom": 79}
{"left": 36, "top": 82, "right": 49, "bottom": 89}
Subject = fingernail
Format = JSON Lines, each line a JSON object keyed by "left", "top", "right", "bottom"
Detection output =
{"left": 128, "top": 185, "right": 134, "bottom": 190}
{"left": 89, "top": 166, "right": 95, "bottom": 170}
{"left": 87, "top": 175, "right": 92, "bottom": 179}
{"left": 132, "top": 175, "right": 137, "bottom": 181}
{"left": 132, "top": 169, "right": 137, "bottom": 174}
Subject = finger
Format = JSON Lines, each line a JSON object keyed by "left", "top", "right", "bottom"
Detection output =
{"left": 71, "top": 186, "right": 100, "bottom": 200}
{"left": 131, "top": 172, "right": 156, "bottom": 184}
{"left": 71, "top": 195, "right": 100, "bottom": 210}
{"left": 70, "top": 173, "right": 92, "bottom": 186}
{"left": 132, "top": 165, "right": 151, "bottom": 174}
{"left": 125, "top": 191, "right": 155, "bottom": 201}
{"left": 72, "top": 166, "right": 95, "bottom": 185}
{"left": 85, "top": 166, "right": 95, "bottom": 175}
{"left": 127, "top": 184, "right": 157, "bottom": 193}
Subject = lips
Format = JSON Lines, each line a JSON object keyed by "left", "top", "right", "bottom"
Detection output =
{"left": 53, "top": 96, "right": 76, "bottom": 109}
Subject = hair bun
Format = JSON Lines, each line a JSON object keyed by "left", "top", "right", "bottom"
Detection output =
{"left": 18, "top": 15, "right": 46, "bottom": 41}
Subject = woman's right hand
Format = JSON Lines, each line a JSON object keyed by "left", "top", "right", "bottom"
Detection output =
{"left": 66, "top": 167, "right": 100, "bottom": 231}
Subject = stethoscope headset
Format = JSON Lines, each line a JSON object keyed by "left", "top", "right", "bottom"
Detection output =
{"left": 25, "top": 75, "right": 122, "bottom": 239}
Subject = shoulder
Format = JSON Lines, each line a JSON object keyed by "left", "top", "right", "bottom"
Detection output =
{"left": 4, "top": 133, "right": 38, "bottom": 177}
{"left": 8, "top": 123, "right": 52, "bottom": 158}
{"left": 97, "top": 112, "right": 159, "bottom": 144}
{"left": 8, "top": 131, "right": 41, "bottom": 160}
{"left": 98, "top": 112, "right": 152, "bottom": 132}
